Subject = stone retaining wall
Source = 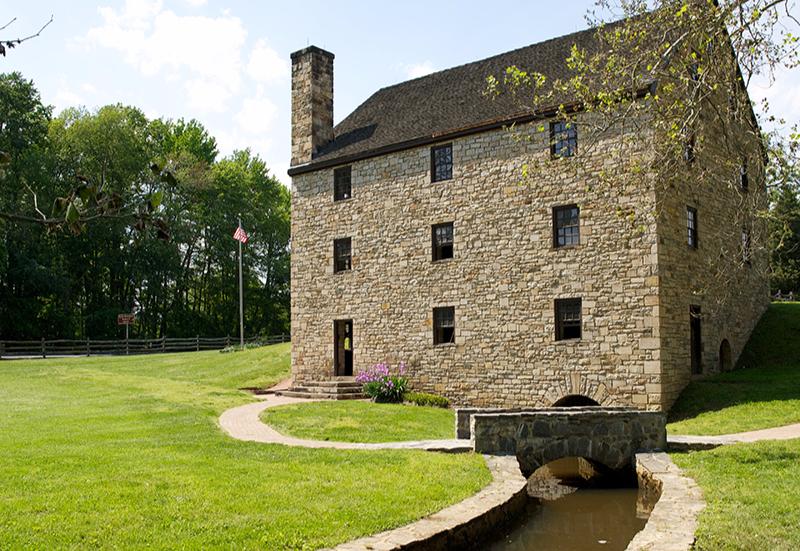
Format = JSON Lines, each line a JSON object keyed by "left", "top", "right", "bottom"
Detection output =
{"left": 329, "top": 455, "right": 527, "bottom": 551}
{"left": 626, "top": 452, "right": 705, "bottom": 551}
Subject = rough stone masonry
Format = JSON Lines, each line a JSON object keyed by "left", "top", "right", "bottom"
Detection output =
{"left": 287, "top": 27, "right": 769, "bottom": 411}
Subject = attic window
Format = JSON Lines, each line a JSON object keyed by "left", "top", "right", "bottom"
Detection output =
{"left": 550, "top": 121, "right": 577, "bottom": 158}
{"left": 334, "top": 166, "right": 352, "bottom": 201}
{"left": 431, "top": 144, "right": 453, "bottom": 182}
{"left": 683, "top": 132, "right": 696, "bottom": 164}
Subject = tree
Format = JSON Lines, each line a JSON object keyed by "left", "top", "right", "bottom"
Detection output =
{"left": 0, "top": 74, "right": 291, "bottom": 339}
{"left": 487, "top": 0, "right": 798, "bottom": 307}
{"left": 768, "top": 131, "right": 800, "bottom": 293}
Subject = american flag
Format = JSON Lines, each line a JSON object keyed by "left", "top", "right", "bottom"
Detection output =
{"left": 233, "top": 225, "right": 249, "bottom": 244}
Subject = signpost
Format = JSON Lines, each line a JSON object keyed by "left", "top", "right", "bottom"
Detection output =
{"left": 117, "top": 313, "right": 135, "bottom": 355}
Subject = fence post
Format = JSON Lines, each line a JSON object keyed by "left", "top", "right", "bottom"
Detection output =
{"left": 86, "top": 338, "right": 90, "bottom": 357}
{"left": 162, "top": 336, "right": 166, "bottom": 353}
{"left": 41, "top": 338, "right": 46, "bottom": 359}
{"left": 0, "top": 341, "right": 5, "bottom": 358}
{"left": 196, "top": 335, "right": 200, "bottom": 352}
{"left": 226, "top": 335, "right": 230, "bottom": 347}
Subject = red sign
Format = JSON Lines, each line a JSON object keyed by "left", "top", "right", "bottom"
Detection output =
{"left": 117, "top": 313, "right": 135, "bottom": 325}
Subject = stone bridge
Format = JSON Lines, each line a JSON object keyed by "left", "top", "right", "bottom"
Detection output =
{"left": 457, "top": 407, "right": 667, "bottom": 477}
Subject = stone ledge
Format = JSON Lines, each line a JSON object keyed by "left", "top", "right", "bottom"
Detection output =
{"left": 626, "top": 452, "right": 705, "bottom": 551}
{"left": 327, "top": 455, "right": 527, "bottom": 551}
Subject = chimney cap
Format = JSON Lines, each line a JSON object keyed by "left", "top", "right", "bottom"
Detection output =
{"left": 290, "top": 45, "right": 335, "bottom": 62}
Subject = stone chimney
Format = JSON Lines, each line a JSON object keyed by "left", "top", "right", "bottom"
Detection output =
{"left": 290, "top": 46, "right": 334, "bottom": 166}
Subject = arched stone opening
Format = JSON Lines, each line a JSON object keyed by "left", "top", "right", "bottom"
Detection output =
{"left": 552, "top": 394, "right": 600, "bottom": 407}
{"left": 516, "top": 435, "right": 634, "bottom": 478}
{"left": 719, "top": 339, "right": 732, "bottom": 372}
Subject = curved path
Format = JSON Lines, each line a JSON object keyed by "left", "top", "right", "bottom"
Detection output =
{"left": 668, "top": 422, "right": 800, "bottom": 449}
{"left": 219, "top": 394, "right": 471, "bottom": 452}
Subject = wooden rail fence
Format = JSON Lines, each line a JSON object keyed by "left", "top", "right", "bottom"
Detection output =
{"left": 0, "top": 335, "right": 290, "bottom": 359}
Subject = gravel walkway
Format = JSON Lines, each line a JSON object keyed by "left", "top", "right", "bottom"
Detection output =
{"left": 668, "top": 422, "right": 800, "bottom": 449}
{"left": 219, "top": 393, "right": 471, "bottom": 452}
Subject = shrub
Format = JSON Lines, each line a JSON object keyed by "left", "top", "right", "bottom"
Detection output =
{"left": 355, "top": 361, "right": 408, "bottom": 403}
{"left": 404, "top": 392, "right": 450, "bottom": 408}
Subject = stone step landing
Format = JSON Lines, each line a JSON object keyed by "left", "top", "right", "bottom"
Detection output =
{"left": 278, "top": 379, "right": 366, "bottom": 400}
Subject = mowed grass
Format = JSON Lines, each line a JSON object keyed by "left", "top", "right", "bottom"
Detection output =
{"left": 672, "top": 439, "right": 800, "bottom": 550}
{"left": 667, "top": 302, "right": 800, "bottom": 435}
{"left": 261, "top": 401, "right": 455, "bottom": 443}
{"left": 0, "top": 346, "right": 491, "bottom": 550}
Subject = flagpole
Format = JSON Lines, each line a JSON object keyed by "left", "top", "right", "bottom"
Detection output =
{"left": 238, "top": 216, "right": 244, "bottom": 347}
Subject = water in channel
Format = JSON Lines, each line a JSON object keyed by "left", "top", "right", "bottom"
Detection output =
{"left": 486, "top": 457, "right": 656, "bottom": 551}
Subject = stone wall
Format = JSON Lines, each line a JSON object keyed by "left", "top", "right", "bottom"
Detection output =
{"left": 468, "top": 409, "right": 666, "bottom": 476}
{"left": 654, "top": 95, "right": 770, "bottom": 409}
{"left": 291, "top": 116, "right": 666, "bottom": 408}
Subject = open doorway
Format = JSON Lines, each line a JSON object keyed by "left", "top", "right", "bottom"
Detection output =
{"left": 334, "top": 319, "right": 353, "bottom": 376}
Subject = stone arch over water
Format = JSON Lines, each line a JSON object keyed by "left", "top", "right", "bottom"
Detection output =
{"left": 552, "top": 394, "right": 600, "bottom": 407}
{"left": 719, "top": 339, "right": 732, "bottom": 372}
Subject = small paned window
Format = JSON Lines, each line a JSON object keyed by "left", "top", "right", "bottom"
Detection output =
{"left": 431, "top": 144, "right": 453, "bottom": 182}
{"left": 553, "top": 205, "right": 580, "bottom": 248}
{"left": 550, "top": 121, "right": 577, "bottom": 158}
{"left": 555, "top": 298, "right": 582, "bottom": 341}
{"left": 739, "top": 160, "right": 749, "bottom": 192}
{"left": 333, "top": 237, "right": 352, "bottom": 273}
{"left": 334, "top": 166, "right": 352, "bottom": 201}
{"left": 742, "top": 228, "right": 751, "bottom": 265}
{"left": 687, "top": 207, "right": 698, "bottom": 249}
{"left": 432, "top": 222, "right": 454, "bottom": 261}
{"left": 684, "top": 132, "right": 696, "bottom": 164}
{"left": 433, "top": 306, "right": 455, "bottom": 345}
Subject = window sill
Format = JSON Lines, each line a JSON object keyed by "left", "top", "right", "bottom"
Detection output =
{"left": 333, "top": 197, "right": 354, "bottom": 204}
{"left": 433, "top": 343, "right": 456, "bottom": 348}
{"left": 432, "top": 177, "right": 453, "bottom": 184}
{"left": 551, "top": 244, "right": 581, "bottom": 252}
{"left": 554, "top": 338, "right": 582, "bottom": 344}
{"left": 333, "top": 269, "right": 353, "bottom": 275}
{"left": 432, "top": 257, "right": 455, "bottom": 264}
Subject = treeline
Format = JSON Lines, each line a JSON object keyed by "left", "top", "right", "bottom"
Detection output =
{"left": 0, "top": 72, "right": 290, "bottom": 339}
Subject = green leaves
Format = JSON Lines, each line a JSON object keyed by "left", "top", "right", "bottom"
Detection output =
{"left": 149, "top": 190, "right": 163, "bottom": 210}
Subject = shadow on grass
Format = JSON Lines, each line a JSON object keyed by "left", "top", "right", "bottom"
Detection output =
{"left": 667, "top": 302, "right": 800, "bottom": 425}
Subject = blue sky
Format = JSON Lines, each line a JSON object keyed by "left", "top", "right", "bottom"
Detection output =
{"left": 1, "top": 1, "right": 798, "bottom": 184}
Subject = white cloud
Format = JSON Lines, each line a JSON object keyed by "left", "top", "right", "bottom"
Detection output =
{"left": 406, "top": 61, "right": 436, "bottom": 79}
{"left": 84, "top": 0, "right": 247, "bottom": 112}
{"left": 52, "top": 87, "right": 85, "bottom": 113}
{"left": 235, "top": 95, "right": 278, "bottom": 135}
{"left": 184, "top": 0, "right": 207, "bottom": 6}
{"left": 247, "top": 39, "right": 289, "bottom": 84}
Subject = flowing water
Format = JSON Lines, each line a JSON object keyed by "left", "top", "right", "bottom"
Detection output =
{"left": 485, "top": 458, "right": 655, "bottom": 551}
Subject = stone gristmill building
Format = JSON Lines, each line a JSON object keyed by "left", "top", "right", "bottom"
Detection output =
{"left": 286, "top": 22, "right": 770, "bottom": 410}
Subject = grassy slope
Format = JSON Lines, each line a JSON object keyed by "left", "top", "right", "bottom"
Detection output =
{"left": 672, "top": 440, "right": 800, "bottom": 550}
{"left": 261, "top": 401, "right": 455, "bottom": 443}
{"left": 667, "top": 302, "right": 800, "bottom": 435}
{"left": 0, "top": 346, "right": 490, "bottom": 550}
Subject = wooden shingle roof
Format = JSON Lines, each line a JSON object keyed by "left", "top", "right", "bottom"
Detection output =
{"left": 290, "top": 21, "right": 626, "bottom": 176}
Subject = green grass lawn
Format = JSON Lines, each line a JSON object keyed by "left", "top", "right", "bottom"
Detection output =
{"left": 0, "top": 346, "right": 490, "bottom": 550}
{"left": 261, "top": 401, "right": 456, "bottom": 443}
{"left": 667, "top": 302, "right": 800, "bottom": 436}
{"left": 672, "top": 439, "right": 800, "bottom": 550}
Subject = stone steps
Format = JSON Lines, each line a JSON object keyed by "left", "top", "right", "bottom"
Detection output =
{"left": 277, "top": 379, "right": 366, "bottom": 400}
